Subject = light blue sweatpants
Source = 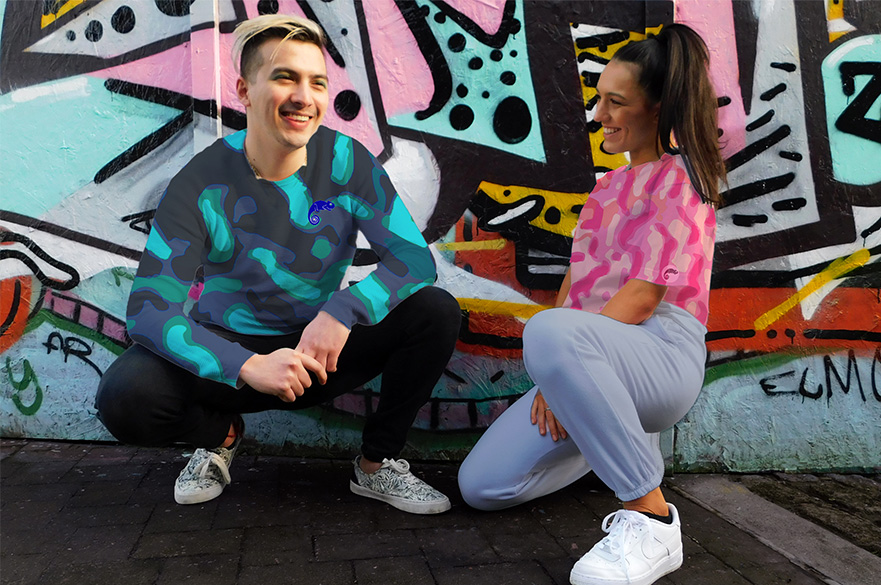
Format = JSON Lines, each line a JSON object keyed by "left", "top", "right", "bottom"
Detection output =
{"left": 458, "top": 302, "right": 707, "bottom": 509}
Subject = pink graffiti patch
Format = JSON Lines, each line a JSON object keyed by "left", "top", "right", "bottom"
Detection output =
{"left": 446, "top": 0, "right": 508, "bottom": 35}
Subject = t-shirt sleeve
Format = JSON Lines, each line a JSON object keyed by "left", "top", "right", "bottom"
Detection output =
{"left": 319, "top": 135, "right": 437, "bottom": 328}
{"left": 125, "top": 169, "right": 255, "bottom": 387}
{"left": 627, "top": 167, "right": 712, "bottom": 289}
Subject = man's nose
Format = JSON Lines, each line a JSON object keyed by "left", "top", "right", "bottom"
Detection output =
{"left": 289, "top": 82, "right": 312, "bottom": 106}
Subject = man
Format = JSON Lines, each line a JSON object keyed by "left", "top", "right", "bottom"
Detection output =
{"left": 95, "top": 14, "right": 460, "bottom": 515}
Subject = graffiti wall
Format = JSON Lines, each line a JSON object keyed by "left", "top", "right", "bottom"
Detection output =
{"left": 1, "top": 0, "right": 878, "bottom": 471}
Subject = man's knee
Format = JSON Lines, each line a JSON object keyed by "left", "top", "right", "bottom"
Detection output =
{"left": 406, "top": 286, "right": 462, "bottom": 340}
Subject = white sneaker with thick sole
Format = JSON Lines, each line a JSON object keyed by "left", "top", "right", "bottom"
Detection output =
{"left": 569, "top": 503, "right": 683, "bottom": 585}
{"left": 350, "top": 456, "right": 451, "bottom": 514}
{"left": 174, "top": 435, "right": 240, "bottom": 505}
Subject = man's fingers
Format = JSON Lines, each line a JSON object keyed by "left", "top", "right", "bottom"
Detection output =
{"left": 298, "top": 353, "right": 327, "bottom": 385}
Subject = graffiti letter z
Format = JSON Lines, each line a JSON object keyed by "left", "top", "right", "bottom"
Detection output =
{"left": 835, "top": 62, "right": 881, "bottom": 144}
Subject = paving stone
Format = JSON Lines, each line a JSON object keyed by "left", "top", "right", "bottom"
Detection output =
{"left": 0, "top": 553, "right": 47, "bottom": 585}
{"left": 50, "top": 524, "right": 144, "bottom": 564}
{"left": 238, "top": 560, "right": 355, "bottom": 585}
{"left": 1, "top": 460, "right": 78, "bottom": 485}
{"left": 156, "top": 554, "right": 239, "bottom": 585}
{"left": 133, "top": 528, "right": 244, "bottom": 558}
{"left": 0, "top": 523, "right": 77, "bottom": 556}
{"left": 417, "top": 526, "right": 498, "bottom": 567}
{"left": 434, "top": 561, "right": 555, "bottom": 585}
{"left": 531, "top": 495, "right": 599, "bottom": 539}
{"left": 214, "top": 487, "right": 309, "bottom": 529}
{"left": 0, "top": 481, "right": 80, "bottom": 503}
{"left": 9, "top": 442, "right": 88, "bottom": 463}
{"left": 308, "top": 501, "right": 378, "bottom": 535}
{"left": 663, "top": 551, "right": 754, "bottom": 585}
{"left": 241, "top": 525, "right": 314, "bottom": 566}
{"left": 1, "top": 496, "right": 69, "bottom": 530}
{"left": 39, "top": 559, "right": 161, "bottom": 585}
{"left": 537, "top": 556, "right": 577, "bottom": 585}
{"left": 353, "top": 555, "right": 435, "bottom": 585}
{"left": 77, "top": 445, "right": 134, "bottom": 466}
{"left": 66, "top": 479, "right": 140, "bottom": 507}
{"left": 314, "top": 530, "right": 421, "bottom": 561}
{"left": 56, "top": 503, "right": 152, "bottom": 527}
{"left": 144, "top": 501, "right": 219, "bottom": 534}
{"left": 484, "top": 529, "right": 569, "bottom": 561}
{"left": 62, "top": 463, "right": 151, "bottom": 483}
{"left": 0, "top": 440, "right": 24, "bottom": 461}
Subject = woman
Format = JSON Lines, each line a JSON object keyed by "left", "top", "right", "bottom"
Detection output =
{"left": 458, "top": 24, "right": 726, "bottom": 585}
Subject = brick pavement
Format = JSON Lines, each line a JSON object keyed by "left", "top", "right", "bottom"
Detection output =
{"left": 1, "top": 439, "right": 831, "bottom": 585}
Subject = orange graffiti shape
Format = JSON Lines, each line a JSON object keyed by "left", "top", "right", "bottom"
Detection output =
{"left": 1, "top": 277, "right": 33, "bottom": 353}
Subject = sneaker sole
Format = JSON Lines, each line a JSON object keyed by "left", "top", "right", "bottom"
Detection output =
{"left": 350, "top": 480, "right": 451, "bottom": 514}
{"left": 569, "top": 547, "right": 683, "bottom": 585}
{"left": 174, "top": 484, "right": 225, "bottom": 505}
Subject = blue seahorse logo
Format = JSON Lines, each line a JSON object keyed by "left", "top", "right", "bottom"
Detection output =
{"left": 308, "top": 200, "right": 335, "bottom": 225}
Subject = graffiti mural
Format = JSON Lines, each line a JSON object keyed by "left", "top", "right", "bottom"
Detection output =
{"left": 1, "top": 0, "right": 878, "bottom": 470}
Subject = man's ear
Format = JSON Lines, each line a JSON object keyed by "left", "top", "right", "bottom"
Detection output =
{"left": 236, "top": 77, "right": 250, "bottom": 108}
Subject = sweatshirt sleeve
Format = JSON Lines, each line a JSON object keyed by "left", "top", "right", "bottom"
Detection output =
{"left": 319, "top": 133, "right": 436, "bottom": 328}
{"left": 125, "top": 169, "right": 256, "bottom": 387}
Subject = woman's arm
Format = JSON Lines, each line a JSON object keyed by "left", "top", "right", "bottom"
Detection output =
{"left": 555, "top": 269, "right": 572, "bottom": 307}
{"left": 600, "top": 278, "right": 668, "bottom": 324}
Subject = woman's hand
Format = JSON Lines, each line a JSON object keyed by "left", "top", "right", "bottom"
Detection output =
{"left": 530, "top": 390, "right": 568, "bottom": 441}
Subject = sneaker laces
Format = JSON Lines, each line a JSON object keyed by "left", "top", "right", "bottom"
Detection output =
{"left": 594, "top": 510, "right": 652, "bottom": 577}
{"left": 192, "top": 449, "right": 231, "bottom": 484}
{"left": 381, "top": 458, "right": 411, "bottom": 475}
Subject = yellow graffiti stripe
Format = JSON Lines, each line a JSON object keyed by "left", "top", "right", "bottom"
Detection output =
{"left": 827, "top": 0, "right": 844, "bottom": 21}
{"left": 478, "top": 181, "right": 587, "bottom": 237}
{"left": 41, "top": 0, "right": 86, "bottom": 28}
{"left": 754, "top": 248, "right": 871, "bottom": 331}
{"left": 457, "top": 298, "right": 552, "bottom": 319}
{"left": 435, "top": 240, "right": 508, "bottom": 252}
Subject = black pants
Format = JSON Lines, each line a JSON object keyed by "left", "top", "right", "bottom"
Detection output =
{"left": 95, "top": 286, "right": 461, "bottom": 462}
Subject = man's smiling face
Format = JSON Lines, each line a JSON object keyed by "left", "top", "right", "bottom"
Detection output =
{"left": 237, "top": 37, "right": 328, "bottom": 156}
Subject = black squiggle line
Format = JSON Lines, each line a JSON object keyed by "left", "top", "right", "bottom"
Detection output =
{"left": 433, "top": 0, "right": 520, "bottom": 49}
{"left": 721, "top": 173, "right": 795, "bottom": 206}
{"left": 297, "top": 0, "right": 346, "bottom": 68}
{"left": 95, "top": 109, "right": 193, "bottom": 184}
{"left": 395, "top": 0, "right": 453, "bottom": 121}
{"left": 724, "top": 126, "right": 791, "bottom": 173}
{"left": 746, "top": 110, "right": 775, "bottom": 131}
{"left": 0, "top": 210, "right": 141, "bottom": 260}
{"left": 0, "top": 278, "right": 22, "bottom": 336}
{"left": 0, "top": 232, "right": 79, "bottom": 291}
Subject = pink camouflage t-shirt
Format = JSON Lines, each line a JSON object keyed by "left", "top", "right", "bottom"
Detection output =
{"left": 564, "top": 153, "right": 716, "bottom": 325}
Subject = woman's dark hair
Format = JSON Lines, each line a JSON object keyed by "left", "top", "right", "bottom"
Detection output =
{"left": 613, "top": 24, "right": 726, "bottom": 205}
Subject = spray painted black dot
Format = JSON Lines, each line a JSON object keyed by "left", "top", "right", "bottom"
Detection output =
{"left": 66, "top": 30, "right": 76, "bottom": 41}
{"left": 490, "top": 49, "right": 503, "bottom": 62}
{"left": 784, "top": 329, "right": 796, "bottom": 341}
{"left": 544, "top": 207, "right": 561, "bottom": 224}
{"left": 510, "top": 50, "right": 518, "bottom": 57}
{"left": 450, "top": 105, "right": 474, "bottom": 131}
{"left": 500, "top": 71, "right": 516, "bottom": 85}
{"left": 482, "top": 91, "right": 490, "bottom": 99}
{"left": 334, "top": 90, "right": 361, "bottom": 121}
{"left": 257, "top": 0, "right": 278, "bottom": 14}
{"left": 111, "top": 6, "right": 136, "bottom": 34}
{"left": 766, "top": 330, "right": 778, "bottom": 338}
{"left": 456, "top": 84, "right": 468, "bottom": 98}
{"left": 493, "top": 96, "right": 532, "bottom": 144}
{"left": 85, "top": 20, "right": 103, "bottom": 42}
{"left": 469, "top": 57, "right": 483, "bottom": 70}
{"left": 434, "top": 12, "right": 447, "bottom": 24}
{"left": 503, "top": 190, "right": 511, "bottom": 196}
{"left": 511, "top": 19, "right": 522, "bottom": 34}
{"left": 341, "top": 28, "right": 348, "bottom": 36}
{"left": 155, "top": 0, "right": 195, "bottom": 17}
{"left": 448, "top": 33, "right": 466, "bottom": 52}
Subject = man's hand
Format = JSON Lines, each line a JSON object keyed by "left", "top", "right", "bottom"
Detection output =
{"left": 295, "top": 311, "right": 351, "bottom": 376}
{"left": 238, "top": 349, "right": 326, "bottom": 402}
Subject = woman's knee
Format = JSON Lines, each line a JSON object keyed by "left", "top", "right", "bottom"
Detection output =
{"left": 457, "top": 454, "right": 514, "bottom": 512}
{"left": 522, "top": 309, "right": 585, "bottom": 384}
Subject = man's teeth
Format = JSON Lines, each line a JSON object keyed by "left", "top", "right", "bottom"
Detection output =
{"left": 284, "top": 114, "right": 310, "bottom": 122}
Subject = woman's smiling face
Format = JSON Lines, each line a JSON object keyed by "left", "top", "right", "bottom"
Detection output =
{"left": 594, "top": 59, "right": 661, "bottom": 168}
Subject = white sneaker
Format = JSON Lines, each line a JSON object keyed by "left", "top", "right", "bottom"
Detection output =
{"left": 350, "top": 456, "right": 451, "bottom": 514}
{"left": 569, "top": 504, "right": 683, "bottom": 585}
{"left": 173, "top": 435, "right": 241, "bottom": 505}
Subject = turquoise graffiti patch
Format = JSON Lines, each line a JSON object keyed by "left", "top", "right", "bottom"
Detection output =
{"left": 822, "top": 35, "right": 881, "bottom": 186}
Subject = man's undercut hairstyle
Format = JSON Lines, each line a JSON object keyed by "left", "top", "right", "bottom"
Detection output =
{"left": 232, "top": 14, "right": 327, "bottom": 81}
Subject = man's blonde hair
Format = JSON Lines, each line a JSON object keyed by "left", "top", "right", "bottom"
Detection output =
{"left": 232, "top": 14, "right": 326, "bottom": 79}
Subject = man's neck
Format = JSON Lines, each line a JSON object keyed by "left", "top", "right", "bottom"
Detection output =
{"left": 243, "top": 134, "right": 307, "bottom": 182}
